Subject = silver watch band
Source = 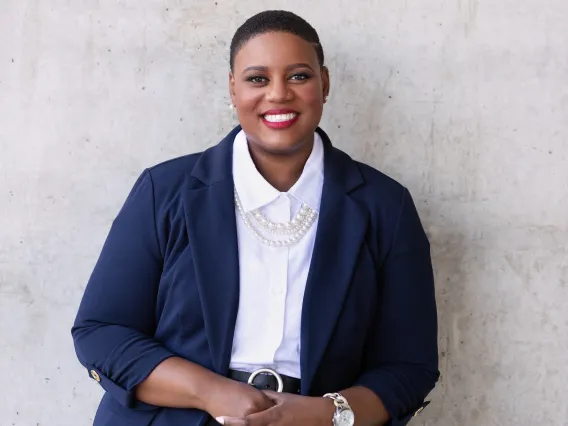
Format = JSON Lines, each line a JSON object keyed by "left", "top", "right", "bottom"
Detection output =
{"left": 323, "top": 392, "right": 350, "bottom": 408}
{"left": 323, "top": 393, "right": 355, "bottom": 426}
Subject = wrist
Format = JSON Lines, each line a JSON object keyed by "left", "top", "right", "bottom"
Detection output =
{"left": 323, "top": 392, "right": 355, "bottom": 426}
{"left": 196, "top": 372, "right": 229, "bottom": 414}
{"left": 315, "top": 396, "right": 337, "bottom": 426}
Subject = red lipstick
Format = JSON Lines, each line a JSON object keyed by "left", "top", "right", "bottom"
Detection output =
{"left": 260, "top": 109, "right": 300, "bottom": 130}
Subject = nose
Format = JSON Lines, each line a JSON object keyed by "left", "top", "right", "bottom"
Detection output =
{"left": 266, "top": 78, "right": 293, "bottom": 103}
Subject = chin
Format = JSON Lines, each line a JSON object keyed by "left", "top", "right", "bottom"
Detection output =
{"left": 252, "top": 128, "right": 314, "bottom": 155}
{"left": 259, "top": 139, "right": 303, "bottom": 155}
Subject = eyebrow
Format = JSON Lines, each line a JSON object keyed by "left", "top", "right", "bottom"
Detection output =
{"left": 241, "top": 63, "right": 315, "bottom": 76}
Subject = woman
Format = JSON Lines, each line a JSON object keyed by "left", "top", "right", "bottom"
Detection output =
{"left": 72, "top": 10, "right": 439, "bottom": 426}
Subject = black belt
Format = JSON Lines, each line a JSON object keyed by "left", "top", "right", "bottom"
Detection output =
{"left": 229, "top": 368, "right": 301, "bottom": 394}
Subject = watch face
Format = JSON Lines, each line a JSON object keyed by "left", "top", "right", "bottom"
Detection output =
{"left": 337, "top": 410, "right": 355, "bottom": 426}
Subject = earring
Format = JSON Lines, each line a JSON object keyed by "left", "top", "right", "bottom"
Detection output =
{"left": 229, "top": 103, "right": 238, "bottom": 123}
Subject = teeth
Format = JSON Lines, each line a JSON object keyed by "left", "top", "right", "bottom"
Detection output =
{"left": 263, "top": 113, "right": 297, "bottom": 123}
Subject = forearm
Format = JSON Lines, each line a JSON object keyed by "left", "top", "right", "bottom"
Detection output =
{"left": 135, "top": 356, "right": 228, "bottom": 411}
{"left": 340, "top": 386, "right": 390, "bottom": 426}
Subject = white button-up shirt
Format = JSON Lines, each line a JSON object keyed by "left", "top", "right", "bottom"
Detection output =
{"left": 229, "top": 130, "right": 324, "bottom": 379}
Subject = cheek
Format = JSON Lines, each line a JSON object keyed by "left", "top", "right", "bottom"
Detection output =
{"left": 235, "top": 86, "right": 262, "bottom": 113}
{"left": 298, "top": 84, "right": 323, "bottom": 108}
{"left": 299, "top": 91, "right": 323, "bottom": 118}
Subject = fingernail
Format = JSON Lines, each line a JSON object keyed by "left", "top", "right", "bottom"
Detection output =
{"left": 216, "top": 417, "right": 225, "bottom": 424}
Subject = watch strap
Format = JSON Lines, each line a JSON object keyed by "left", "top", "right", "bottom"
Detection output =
{"left": 323, "top": 393, "right": 354, "bottom": 426}
{"left": 323, "top": 392, "right": 350, "bottom": 407}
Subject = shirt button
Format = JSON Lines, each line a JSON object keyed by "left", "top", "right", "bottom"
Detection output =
{"left": 272, "top": 284, "right": 284, "bottom": 296}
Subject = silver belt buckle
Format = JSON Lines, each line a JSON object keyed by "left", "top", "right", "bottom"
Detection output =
{"left": 247, "top": 368, "right": 284, "bottom": 392}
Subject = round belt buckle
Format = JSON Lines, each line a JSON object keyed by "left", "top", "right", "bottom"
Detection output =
{"left": 247, "top": 368, "right": 284, "bottom": 393}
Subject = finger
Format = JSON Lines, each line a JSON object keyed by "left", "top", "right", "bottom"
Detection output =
{"left": 216, "top": 417, "right": 246, "bottom": 426}
{"left": 242, "top": 406, "right": 280, "bottom": 426}
{"left": 262, "top": 390, "right": 287, "bottom": 404}
{"left": 262, "top": 390, "right": 281, "bottom": 401}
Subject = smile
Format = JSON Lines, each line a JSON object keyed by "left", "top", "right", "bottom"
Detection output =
{"left": 260, "top": 111, "right": 300, "bottom": 129}
{"left": 263, "top": 113, "right": 298, "bottom": 123}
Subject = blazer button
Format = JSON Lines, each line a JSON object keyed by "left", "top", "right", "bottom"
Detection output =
{"left": 90, "top": 370, "right": 101, "bottom": 383}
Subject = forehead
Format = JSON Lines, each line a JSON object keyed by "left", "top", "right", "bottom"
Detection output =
{"left": 233, "top": 31, "right": 319, "bottom": 70}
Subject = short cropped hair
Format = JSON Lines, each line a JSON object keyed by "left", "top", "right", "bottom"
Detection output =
{"left": 230, "top": 10, "right": 325, "bottom": 71}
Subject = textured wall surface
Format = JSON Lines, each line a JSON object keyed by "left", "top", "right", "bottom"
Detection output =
{"left": 1, "top": 1, "right": 567, "bottom": 425}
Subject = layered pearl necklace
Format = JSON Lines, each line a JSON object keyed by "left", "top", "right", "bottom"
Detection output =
{"left": 234, "top": 187, "right": 318, "bottom": 247}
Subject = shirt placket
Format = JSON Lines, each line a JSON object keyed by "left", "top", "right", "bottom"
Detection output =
{"left": 264, "top": 194, "right": 291, "bottom": 362}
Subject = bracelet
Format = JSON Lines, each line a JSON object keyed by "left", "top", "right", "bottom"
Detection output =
{"left": 323, "top": 392, "right": 349, "bottom": 407}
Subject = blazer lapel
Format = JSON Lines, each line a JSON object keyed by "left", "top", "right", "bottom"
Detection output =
{"left": 182, "top": 126, "right": 242, "bottom": 374}
{"left": 300, "top": 128, "right": 367, "bottom": 394}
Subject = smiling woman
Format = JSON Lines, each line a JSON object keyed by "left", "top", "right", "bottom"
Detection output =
{"left": 71, "top": 10, "right": 439, "bottom": 426}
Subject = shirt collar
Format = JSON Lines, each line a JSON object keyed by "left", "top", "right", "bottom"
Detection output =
{"left": 232, "top": 130, "right": 324, "bottom": 213}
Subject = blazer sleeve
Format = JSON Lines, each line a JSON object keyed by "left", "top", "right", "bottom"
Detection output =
{"left": 71, "top": 170, "right": 175, "bottom": 408}
{"left": 354, "top": 188, "right": 439, "bottom": 425}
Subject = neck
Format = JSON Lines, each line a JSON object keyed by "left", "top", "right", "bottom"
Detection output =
{"left": 247, "top": 137, "right": 314, "bottom": 192}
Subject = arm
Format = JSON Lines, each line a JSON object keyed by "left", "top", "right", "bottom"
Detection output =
{"left": 338, "top": 387, "right": 390, "bottom": 426}
{"left": 71, "top": 170, "right": 173, "bottom": 408}
{"left": 352, "top": 187, "right": 439, "bottom": 425}
{"left": 134, "top": 357, "right": 223, "bottom": 409}
{"left": 135, "top": 357, "right": 274, "bottom": 417}
{"left": 72, "top": 170, "right": 274, "bottom": 415}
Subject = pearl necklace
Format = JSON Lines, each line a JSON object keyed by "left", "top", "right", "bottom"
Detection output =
{"left": 234, "top": 188, "right": 317, "bottom": 247}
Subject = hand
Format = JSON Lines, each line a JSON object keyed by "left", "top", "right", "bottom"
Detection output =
{"left": 217, "top": 391, "right": 335, "bottom": 426}
{"left": 204, "top": 378, "right": 276, "bottom": 419}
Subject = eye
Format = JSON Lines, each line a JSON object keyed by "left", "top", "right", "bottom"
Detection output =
{"left": 290, "top": 73, "right": 311, "bottom": 81}
{"left": 247, "top": 75, "right": 268, "bottom": 84}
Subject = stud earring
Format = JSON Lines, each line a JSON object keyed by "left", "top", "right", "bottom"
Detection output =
{"left": 229, "top": 103, "right": 238, "bottom": 123}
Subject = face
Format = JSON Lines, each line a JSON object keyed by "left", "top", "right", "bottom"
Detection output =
{"left": 229, "top": 31, "right": 330, "bottom": 155}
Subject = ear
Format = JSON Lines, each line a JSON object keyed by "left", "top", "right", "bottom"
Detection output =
{"left": 229, "top": 71, "right": 237, "bottom": 107}
{"left": 321, "top": 66, "right": 330, "bottom": 103}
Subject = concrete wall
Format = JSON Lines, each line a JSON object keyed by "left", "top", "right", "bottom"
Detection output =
{"left": 1, "top": 1, "right": 566, "bottom": 425}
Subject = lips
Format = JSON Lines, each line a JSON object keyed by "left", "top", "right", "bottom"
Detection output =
{"left": 260, "top": 109, "right": 300, "bottom": 130}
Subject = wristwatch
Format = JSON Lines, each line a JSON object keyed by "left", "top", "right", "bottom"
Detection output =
{"left": 323, "top": 393, "right": 355, "bottom": 426}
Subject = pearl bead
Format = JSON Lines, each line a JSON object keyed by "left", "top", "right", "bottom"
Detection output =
{"left": 234, "top": 186, "right": 318, "bottom": 247}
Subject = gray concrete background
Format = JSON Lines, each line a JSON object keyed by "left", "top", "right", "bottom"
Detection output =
{"left": 1, "top": 1, "right": 567, "bottom": 425}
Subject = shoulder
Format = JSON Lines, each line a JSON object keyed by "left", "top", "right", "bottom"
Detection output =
{"left": 345, "top": 153, "right": 425, "bottom": 235}
{"left": 355, "top": 161, "right": 405, "bottom": 199}
{"left": 137, "top": 151, "right": 205, "bottom": 204}
{"left": 344, "top": 155, "right": 408, "bottom": 215}
{"left": 343, "top": 155, "right": 429, "bottom": 258}
{"left": 321, "top": 132, "right": 408, "bottom": 212}
{"left": 146, "top": 152, "right": 203, "bottom": 185}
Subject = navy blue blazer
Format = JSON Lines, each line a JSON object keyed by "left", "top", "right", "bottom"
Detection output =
{"left": 72, "top": 126, "right": 439, "bottom": 426}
